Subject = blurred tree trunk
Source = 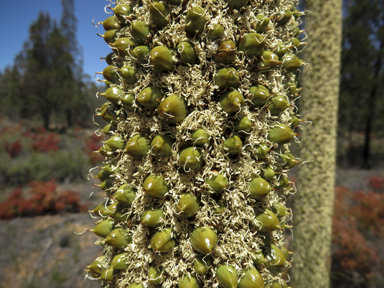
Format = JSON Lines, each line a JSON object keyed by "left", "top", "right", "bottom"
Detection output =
{"left": 291, "top": 0, "right": 342, "bottom": 287}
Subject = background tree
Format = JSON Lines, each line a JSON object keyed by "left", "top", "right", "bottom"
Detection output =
{"left": 291, "top": 0, "right": 342, "bottom": 288}
{"left": 339, "top": 0, "right": 384, "bottom": 168}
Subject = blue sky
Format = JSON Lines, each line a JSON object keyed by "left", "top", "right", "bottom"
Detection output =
{"left": 0, "top": 0, "right": 114, "bottom": 77}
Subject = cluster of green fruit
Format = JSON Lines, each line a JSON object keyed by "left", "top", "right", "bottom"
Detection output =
{"left": 85, "top": 0, "right": 303, "bottom": 287}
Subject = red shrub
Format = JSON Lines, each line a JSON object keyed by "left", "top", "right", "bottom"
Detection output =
{"left": 3, "top": 140, "right": 22, "bottom": 158}
{"left": 368, "top": 175, "right": 384, "bottom": 190}
{"left": 84, "top": 133, "right": 104, "bottom": 165}
{"left": 0, "top": 179, "right": 88, "bottom": 219}
{"left": 332, "top": 186, "right": 381, "bottom": 283}
{"left": 32, "top": 133, "right": 60, "bottom": 152}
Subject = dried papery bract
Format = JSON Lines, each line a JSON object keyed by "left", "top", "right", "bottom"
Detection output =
{"left": 86, "top": 0, "right": 304, "bottom": 287}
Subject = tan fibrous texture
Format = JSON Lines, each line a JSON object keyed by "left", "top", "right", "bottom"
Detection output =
{"left": 291, "top": 0, "right": 342, "bottom": 288}
{"left": 87, "top": 0, "right": 303, "bottom": 287}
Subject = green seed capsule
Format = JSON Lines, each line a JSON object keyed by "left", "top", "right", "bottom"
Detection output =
{"left": 176, "top": 193, "right": 199, "bottom": 218}
{"left": 99, "top": 87, "right": 123, "bottom": 106}
{"left": 90, "top": 202, "right": 109, "bottom": 217}
{"left": 148, "top": 265, "right": 163, "bottom": 284}
{"left": 137, "top": 86, "right": 163, "bottom": 111}
{"left": 103, "top": 79, "right": 113, "bottom": 87}
{"left": 275, "top": 43, "right": 290, "bottom": 59}
{"left": 101, "top": 123, "right": 116, "bottom": 135}
{"left": 179, "top": 147, "right": 202, "bottom": 171}
{"left": 223, "top": 0, "right": 249, "bottom": 10}
{"left": 239, "top": 33, "right": 266, "bottom": 58}
{"left": 289, "top": 114, "right": 300, "bottom": 128}
{"left": 97, "top": 144, "right": 114, "bottom": 157}
{"left": 149, "top": 46, "right": 174, "bottom": 73}
{"left": 267, "top": 95, "right": 289, "bottom": 116}
{"left": 254, "top": 143, "right": 270, "bottom": 159}
{"left": 276, "top": 175, "right": 290, "bottom": 189}
{"left": 120, "top": 93, "right": 136, "bottom": 111}
{"left": 282, "top": 53, "right": 304, "bottom": 72}
{"left": 234, "top": 116, "right": 252, "bottom": 134}
{"left": 177, "top": 42, "right": 198, "bottom": 64}
{"left": 107, "top": 202, "right": 130, "bottom": 222}
{"left": 100, "top": 267, "right": 115, "bottom": 282}
{"left": 111, "top": 253, "right": 129, "bottom": 270}
{"left": 103, "top": 52, "right": 115, "bottom": 65}
{"left": 208, "top": 24, "right": 225, "bottom": 42}
{"left": 292, "top": 38, "right": 307, "bottom": 49}
{"left": 249, "top": 177, "right": 271, "bottom": 199}
{"left": 252, "top": 251, "right": 266, "bottom": 265}
{"left": 119, "top": 66, "right": 137, "bottom": 84}
{"left": 105, "top": 228, "right": 132, "bottom": 249}
{"left": 260, "top": 50, "right": 281, "bottom": 70}
{"left": 86, "top": 256, "right": 108, "bottom": 277}
{"left": 99, "top": 15, "right": 120, "bottom": 31}
{"left": 255, "top": 15, "right": 270, "bottom": 33}
{"left": 158, "top": 94, "right": 187, "bottom": 124}
{"left": 192, "top": 129, "right": 210, "bottom": 146}
{"left": 98, "top": 179, "right": 114, "bottom": 191}
{"left": 255, "top": 209, "right": 280, "bottom": 232}
{"left": 288, "top": 82, "right": 303, "bottom": 97}
{"left": 151, "top": 134, "right": 174, "bottom": 157}
{"left": 185, "top": 6, "right": 206, "bottom": 35}
{"left": 131, "top": 45, "right": 150, "bottom": 63}
{"left": 125, "top": 134, "right": 150, "bottom": 159}
{"left": 95, "top": 169, "right": 109, "bottom": 182}
{"left": 238, "top": 267, "right": 264, "bottom": 288}
{"left": 265, "top": 244, "right": 287, "bottom": 268}
{"left": 280, "top": 153, "right": 299, "bottom": 169}
{"left": 111, "top": 37, "right": 136, "bottom": 57}
{"left": 141, "top": 209, "right": 165, "bottom": 227}
{"left": 101, "top": 163, "right": 119, "bottom": 175}
{"left": 143, "top": 174, "right": 169, "bottom": 198}
{"left": 190, "top": 227, "right": 217, "bottom": 254}
{"left": 150, "top": 1, "right": 170, "bottom": 28}
{"left": 215, "top": 68, "right": 240, "bottom": 90}
{"left": 105, "top": 135, "right": 126, "bottom": 151}
{"left": 263, "top": 167, "right": 277, "bottom": 181}
{"left": 114, "top": 184, "right": 136, "bottom": 205}
{"left": 206, "top": 172, "right": 228, "bottom": 193}
{"left": 127, "top": 283, "right": 145, "bottom": 288}
{"left": 130, "top": 21, "right": 150, "bottom": 45}
{"left": 214, "top": 40, "right": 237, "bottom": 64}
{"left": 264, "top": 282, "right": 283, "bottom": 288}
{"left": 193, "top": 255, "right": 212, "bottom": 275}
{"left": 219, "top": 90, "right": 244, "bottom": 114}
{"left": 273, "top": 203, "right": 287, "bottom": 218}
{"left": 90, "top": 219, "right": 115, "bottom": 238}
{"left": 109, "top": 4, "right": 133, "bottom": 24}
{"left": 277, "top": 9, "right": 294, "bottom": 25}
{"left": 165, "top": 0, "right": 181, "bottom": 5}
{"left": 100, "top": 29, "right": 118, "bottom": 43}
{"left": 102, "top": 65, "right": 119, "bottom": 83}
{"left": 214, "top": 203, "right": 226, "bottom": 214}
{"left": 249, "top": 85, "right": 270, "bottom": 108}
{"left": 268, "top": 124, "right": 295, "bottom": 145}
{"left": 217, "top": 264, "right": 238, "bottom": 288}
{"left": 150, "top": 228, "right": 176, "bottom": 252}
{"left": 223, "top": 135, "right": 243, "bottom": 157}
{"left": 179, "top": 275, "right": 201, "bottom": 288}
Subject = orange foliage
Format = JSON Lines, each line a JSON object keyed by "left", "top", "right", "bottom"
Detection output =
{"left": 0, "top": 179, "right": 88, "bottom": 220}
{"left": 332, "top": 186, "right": 379, "bottom": 278}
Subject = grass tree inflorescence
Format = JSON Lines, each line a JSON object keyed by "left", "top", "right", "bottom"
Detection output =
{"left": 86, "top": 0, "right": 305, "bottom": 287}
